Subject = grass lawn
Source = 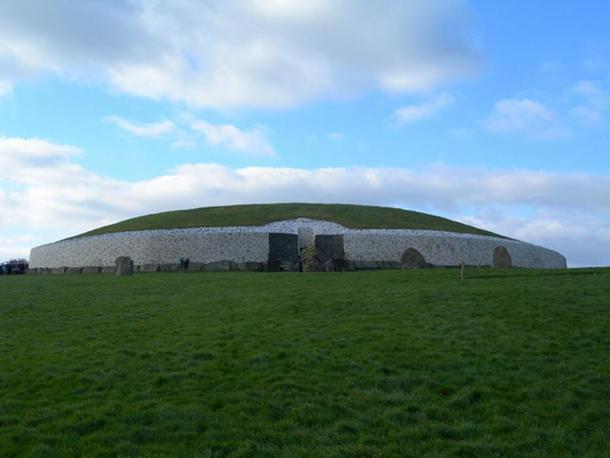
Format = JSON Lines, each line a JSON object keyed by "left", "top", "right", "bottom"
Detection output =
{"left": 0, "top": 268, "right": 608, "bottom": 456}
{"left": 74, "top": 203, "right": 505, "bottom": 239}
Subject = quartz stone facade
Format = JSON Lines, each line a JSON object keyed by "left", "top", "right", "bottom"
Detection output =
{"left": 29, "top": 218, "right": 566, "bottom": 271}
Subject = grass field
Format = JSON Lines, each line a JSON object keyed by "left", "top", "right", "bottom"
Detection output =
{"left": 1, "top": 268, "right": 608, "bottom": 456}
{"left": 74, "top": 203, "right": 505, "bottom": 239}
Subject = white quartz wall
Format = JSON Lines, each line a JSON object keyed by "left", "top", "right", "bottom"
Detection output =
{"left": 344, "top": 232, "right": 566, "bottom": 269}
{"left": 30, "top": 231, "right": 269, "bottom": 268}
{"left": 29, "top": 218, "right": 566, "bottom": 269}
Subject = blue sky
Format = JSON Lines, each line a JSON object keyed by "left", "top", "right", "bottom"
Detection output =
{"left": 1, "top": 0, "right": 609, "bottom": 266}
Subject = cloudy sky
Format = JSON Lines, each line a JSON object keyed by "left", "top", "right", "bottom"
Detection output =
{"left": 1, "top": 0, "right": 609, "bottom": 267}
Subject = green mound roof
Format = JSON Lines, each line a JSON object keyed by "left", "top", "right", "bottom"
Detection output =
{"left": 74, "top": 203, "right": 506, "bottom": 239}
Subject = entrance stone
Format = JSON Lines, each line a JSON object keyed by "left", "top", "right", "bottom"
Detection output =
{"left": 301, "top": 246, "right": 322, "bottom": 272}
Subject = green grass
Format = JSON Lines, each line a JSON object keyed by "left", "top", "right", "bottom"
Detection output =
{"left": 1, "top": 268, "right": 609, "bottom": 456}
{"left": 73, "top": 203, "right": 505, "bottom": 239}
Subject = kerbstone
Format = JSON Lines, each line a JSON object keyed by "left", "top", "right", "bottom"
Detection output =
{"left": 115, "top": 256, "right": 134, "bottom": 276}
{"left": 82, "top": 266, "right": 101, "bottom": 274}
{"left": 493, "top": 246, "right": 512, "bottom": 268}
{"left": 401, "top": 248, "right": 427, "bottom": 269}
{"left": 139, "top": 264, "right": 159, "bottom": 273}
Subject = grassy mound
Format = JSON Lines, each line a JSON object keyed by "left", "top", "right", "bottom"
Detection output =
{"left": 74, "top": 203, "right": 504, "bottom": 238}
{"left": 1, "top": 268, "right": 608, "bottom": 455}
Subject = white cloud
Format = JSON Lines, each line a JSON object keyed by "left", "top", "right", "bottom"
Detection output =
{"left": 328, "top": 132, "right": 345, "bottom": 141}
{"left": 572, "top": 106, "right": 602, "bottom": 127}
{"left": 483, "top": 98, "right": 568, "bottom": 138}
{"left": 394, "top": 93, "right": 454, "bottom": 124}
{"left": 571, "top": 80, "right": 608, "bottom": 127}
{"left": 0, "top": 137, "right": 80, "bottom": 180}
{"left": 0, "top": 0, "right": 481, "bottom": 109}
{"left": 0, "top": 80, "right": 12, "bottom": 97}
{"left": 1, "top": 137, "right": 610, "bottom": 266}
{"left": 186, "top": 118, "right": 275, "bottom": 156}
{"left": 573, "top": 81, "right": 608, "bottom": 108}
{"left": 448, "top": 127, "right": 474, "bottom": 139}
{"left": 104, "top": 116, "right": 175, "bottom": 136}
{"left": 103, "top": 114, "right": 275, "bottom": 156}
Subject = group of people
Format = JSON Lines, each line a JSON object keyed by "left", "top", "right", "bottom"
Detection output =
{"left": 0, "top": 259, "right": 29, "bottom": 275}
{"left": 179, "top": 257, "right": 191, "bottom": 271}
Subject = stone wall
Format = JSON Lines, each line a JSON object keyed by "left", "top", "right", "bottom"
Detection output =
{"left": 343, "top": 231, "right": 565, "bottom": 269}
{"left": 30, "top": 231, "right": 269, "bottom": 268}
{"left": 29, "top": 218, "right": 567, "bottom": 270}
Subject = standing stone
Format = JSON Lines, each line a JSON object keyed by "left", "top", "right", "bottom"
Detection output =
{"left": 298, "top": 227, "right": 315, "bottom": 250}
{"left": 401, "top": 248, "right": 427, "bottom": 269}
{"left": 492, "top": 246, "right": 512, "bottom": 268}
{"left": 115, "top": 256, "right": 134, "bottom": 276}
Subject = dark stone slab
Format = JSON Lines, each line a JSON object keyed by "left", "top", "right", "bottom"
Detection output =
{"left": 82, "top": 266, "right": 102, "bottom": 274}
{"left": 158, "top": 263, "right": 179, "bottom": 272}
{"left": 66, "top": 267, "right": 83, "bottom": 274}
{"left": 51, "top": 267, "right": 67, "bottom": 274}
{"left": 139, "top": 264, "right": 159, "bottom": 273}
{"left": 493, "top": 246, "right": 512, "bottom": 268}
{"left": 268, "top": 233, "right": 299, "bottom": 266}
{"left": 242, "top": 262, "right": 265, "bottom": 272}
{"left": 401, "top": 248, "right": 427, "bottom": 269}
{"left": 186, "top": 262, "right": 204, "bottom": 272}
{"left": 380, "top": 261, "right": 401, "bottom": 270}
{"left": 314, "top": 234, "right": 345, "bottom": 264}
{"left": 350, "top": 261, "right": 377, "bottom": 270}
{"left": 203, "top": 261, "right": 235, "bottom": 271}
{"left": 266, "top": 260, "right": 282, "bottom": 272}
{"left": 101, "top": 266, "right": 116, "bottom": 274}
{"left": 323, "top": 258, "right": 349, "bottom": 272}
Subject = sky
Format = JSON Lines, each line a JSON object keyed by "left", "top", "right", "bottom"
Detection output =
{"left": 0, "top": 0, "right": 609, "bottom": 267}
